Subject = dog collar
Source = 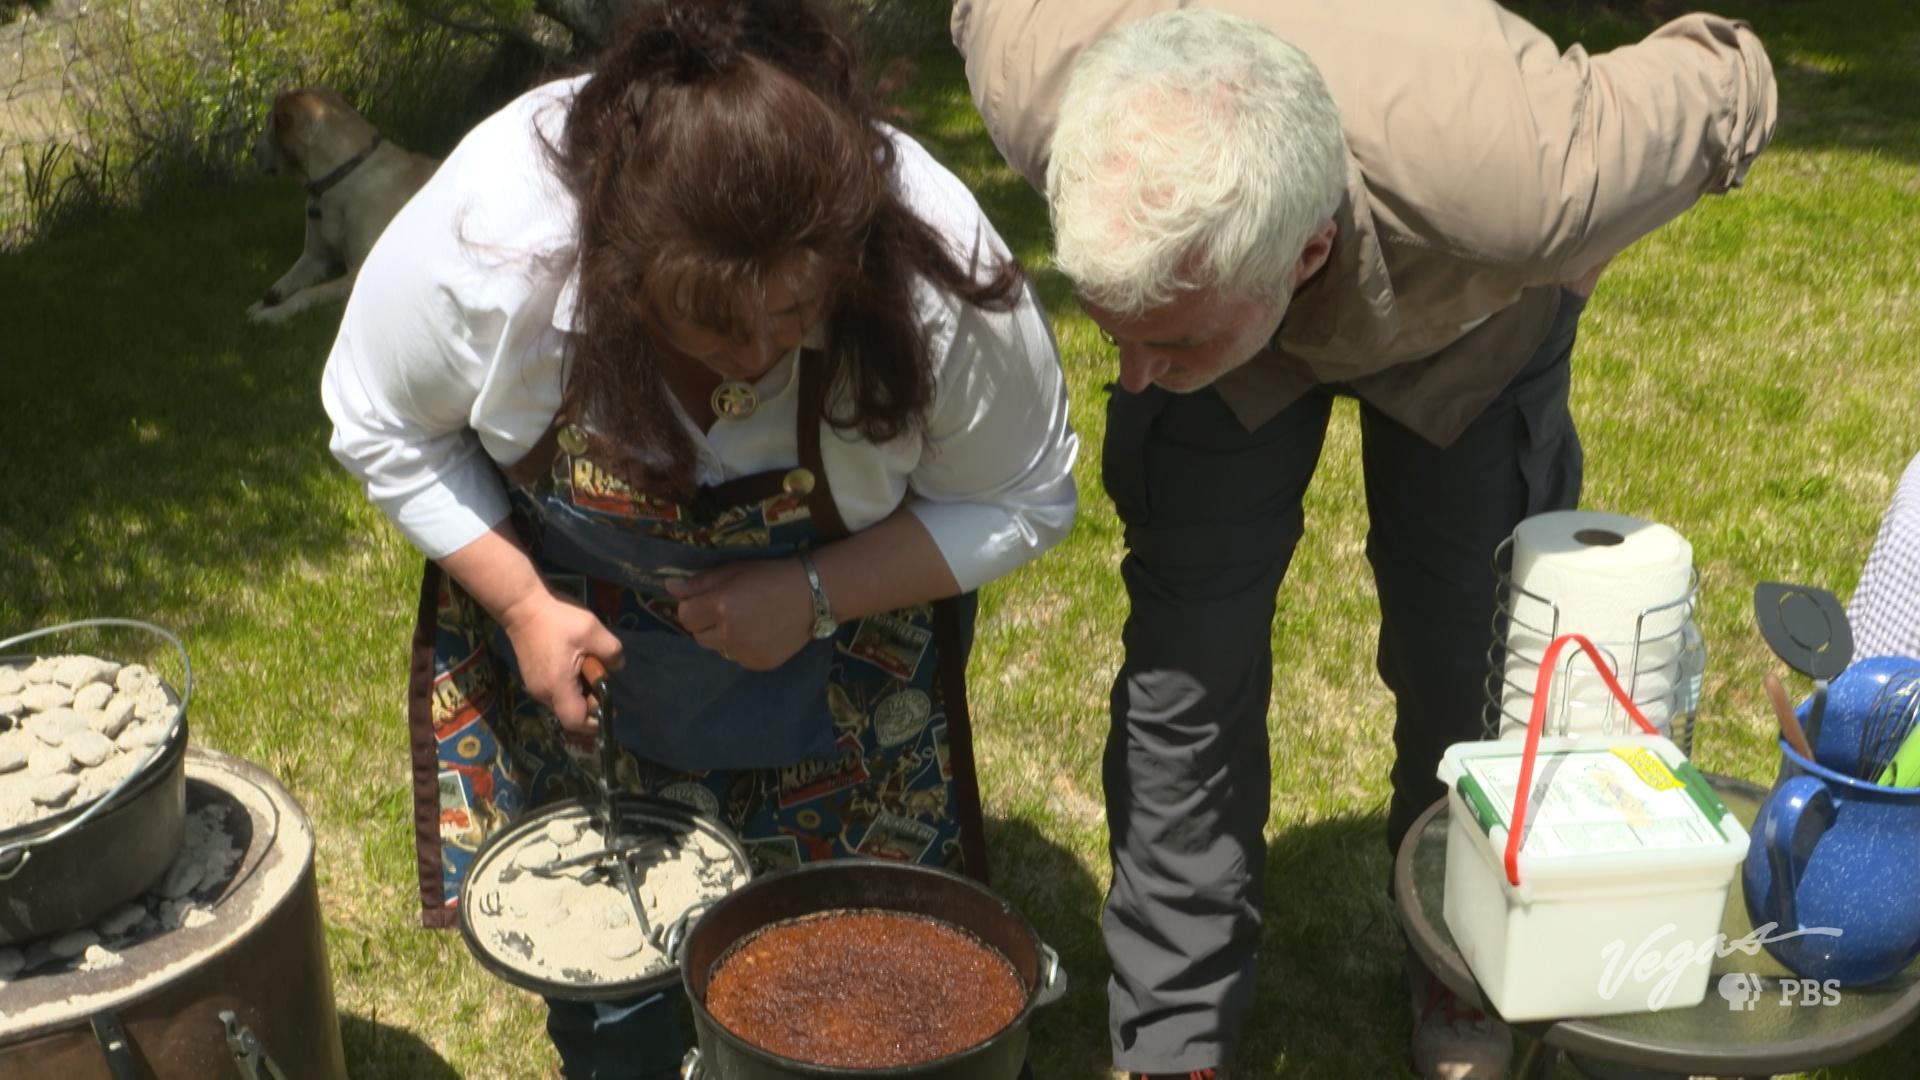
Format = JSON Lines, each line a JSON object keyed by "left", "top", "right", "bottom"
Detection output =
{"left": 305, "top": 133, "right": 384, "bottom": 217}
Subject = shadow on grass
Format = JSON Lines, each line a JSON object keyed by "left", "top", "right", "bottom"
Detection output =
{"left": 988, "top": 807, "right": 1417, "bottom": 1077}
{"left": 0, "top": 180, "right": 351, "bottom": 636}
{"left": 339, "top": 1013, "right": 463, "bottom": 1079}
{"left": 1246, "top": 811, "right": 1412, "bottom": 1077}
{"left": 985, "top": 814, "right": 1111, "bottom": 1078}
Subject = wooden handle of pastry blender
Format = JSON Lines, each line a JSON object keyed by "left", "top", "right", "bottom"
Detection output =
{"left": 1764, "top": 672, "right": 1815, "bottom": 760}
{"left": 580, "top": 655, "right": 610, "bottom": 731}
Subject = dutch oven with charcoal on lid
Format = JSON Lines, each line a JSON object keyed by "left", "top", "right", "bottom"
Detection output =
{"left": 0, "top": 619, "right": 192, "bottom": 947}
{"left": 458, "top": 656, "right": 755, "bottom": 1002}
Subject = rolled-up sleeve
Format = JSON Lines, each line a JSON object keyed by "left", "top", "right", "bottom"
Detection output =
{"left": 905, "top": 280, "right": 1079, "bottom": 593}
{"left": 1520, "top": 13, "right": 1777, "bottom": 280}
{"left": 320, "top": 235, "right": 514, "bottom": 561}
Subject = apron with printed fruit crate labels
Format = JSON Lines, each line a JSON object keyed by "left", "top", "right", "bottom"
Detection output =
{"left": 405, "top": 350, "right": 990, "bottom": 926}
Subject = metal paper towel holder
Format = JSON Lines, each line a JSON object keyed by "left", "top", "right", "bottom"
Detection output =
{"left": 1480, "top": 534, "right": 1702, "bottom": 748}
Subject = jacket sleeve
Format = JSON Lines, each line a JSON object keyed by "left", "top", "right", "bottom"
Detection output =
{"left": 1517, "top": 13, "right": 1777, "bottom": 281}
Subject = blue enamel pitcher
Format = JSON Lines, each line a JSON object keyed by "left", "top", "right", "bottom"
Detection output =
{"left": 1741, "top": 739, "right": 1920, "bottom": 985}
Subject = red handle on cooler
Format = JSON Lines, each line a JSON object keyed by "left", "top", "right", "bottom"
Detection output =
{"left": 1504, "top": 633, "right": 1661, "bottom": 886}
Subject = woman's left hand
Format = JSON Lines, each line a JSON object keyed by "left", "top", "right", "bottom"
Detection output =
{"left": 667, "top": 558, "right": 815, "bottom": 669}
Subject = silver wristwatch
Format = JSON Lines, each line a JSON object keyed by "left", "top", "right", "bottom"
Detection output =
{"left": 798, "top": 552, "right": 837, "bottom": 639}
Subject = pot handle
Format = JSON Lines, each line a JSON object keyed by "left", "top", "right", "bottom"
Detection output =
{"left": 1032, "top": 942, "right": 1068, "bottom": 1008}
{"left": 220, "top": 1009, "right": 291, "bottom": 1080}
{"left": 665, "top": 897, "right": 719, "bottom": 963}
{"left": 1759, "top": 773, "right": 1836, "bottom": 933}
{"left": 681, "top": 1047, "right": 705, "bottom": 1079}
{"left": 89, "top": 1010, "right": 140, "bottom": 1080}
{"left": 0, "top": 618, "right": 193, "bottom": 881}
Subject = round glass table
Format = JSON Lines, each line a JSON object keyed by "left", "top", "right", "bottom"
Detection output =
{"left": 1393, "top": 773, "right": 1920, "bottom": 1078}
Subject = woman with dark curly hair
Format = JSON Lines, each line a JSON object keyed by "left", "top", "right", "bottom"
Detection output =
{"left": 322, "top": 1, "right": 1075, "bottom": 1072}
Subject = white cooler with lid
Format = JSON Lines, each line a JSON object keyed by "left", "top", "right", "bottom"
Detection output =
{"left": 1437, "top": 734, "right": 1749, "bottom": 1022}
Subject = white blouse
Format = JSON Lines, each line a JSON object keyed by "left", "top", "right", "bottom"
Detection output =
{"left": 321, "top": 78, "right": 1077, "bottom": 592}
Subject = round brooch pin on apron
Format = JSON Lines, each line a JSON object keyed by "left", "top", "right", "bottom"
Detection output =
{"left": 710, "top": 380, "right": 759, "bottom": 420}
{"left": 875, "top": 689, "right": 932, "bottom": 747}
{"left": 782, "top": 468, "right": 816, "bottom": 497}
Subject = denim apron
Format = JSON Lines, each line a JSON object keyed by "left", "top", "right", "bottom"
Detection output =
{"left": 405, "top": 351, "right": 990, "bottom": 926}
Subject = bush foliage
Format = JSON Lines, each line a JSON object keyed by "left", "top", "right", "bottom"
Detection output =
{"left": 6, "top": 0, "right": 518, "bottom": 246}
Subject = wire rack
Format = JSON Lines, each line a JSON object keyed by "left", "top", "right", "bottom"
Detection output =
{"left": 1479, "top": 535, "right": 1702, "bottom": 752}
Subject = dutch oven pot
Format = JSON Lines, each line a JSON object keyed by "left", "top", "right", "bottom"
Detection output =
{"left": 0, "top": 619, "right": 191, "bottom": 947}
{"left": 679, "top": 860, "right": 1067, "bottom": 1079}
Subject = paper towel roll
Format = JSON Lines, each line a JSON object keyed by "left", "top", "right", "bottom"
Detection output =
{"left": 1497, "top": 511, "right": 1695, "bottom": 738}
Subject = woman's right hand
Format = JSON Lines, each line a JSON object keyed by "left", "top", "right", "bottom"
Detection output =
{"left": 497, "top": 589, "right": 624, "bottom": 734}
{"left": 439, "top": 524, "right": 624, "bottom": 734}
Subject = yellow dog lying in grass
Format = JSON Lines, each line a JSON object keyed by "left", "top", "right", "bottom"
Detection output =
{"left": 249, "top": 87, "right": 437, "bottom": 324}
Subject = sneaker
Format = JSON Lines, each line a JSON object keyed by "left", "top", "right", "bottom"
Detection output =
{"left": 1406, "top": 953, "right": 1511, "bottom": 1079}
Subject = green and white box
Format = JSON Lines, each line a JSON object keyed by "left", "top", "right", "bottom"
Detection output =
{"left": 1437, "top": 735, "right": 1749, "bottom": 1021}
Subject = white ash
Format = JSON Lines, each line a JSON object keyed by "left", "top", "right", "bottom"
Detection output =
{"left": 158, "top": 853, "right": 206, "bottom": 899}
{"left": 67, "top": 730, "right": 116, "bottom": 767}
{"left": 28, "top": 708, "right": 87, "bottom": 745}
{"left": 55, "top": 656, "right": 120, "bottom": 689}
{"left": 81, "top": 944, "right": 124, "bottom": 971}
{"left": 465, "top": 810, "right": 748, "bottom": 988}
{"left": 96, "top": 903, "right": 146, "bottom": 937}
{"left": 133, "top": 688, "right": 173, "bottom": 721}
{"left": 19, "top": 684, "right": 73, "bottom": 712}
{"left": 26, "top": 743, "right": 72, "bottom": 776}
{"left": 49, "top": 928, "right": 99, "bottom": 959}
{"left": 514, "top": 839, "right": 560, "bottom": 869}
{"left": 0, "top": 655, "right": 178, "bottom": 831}
{"left": 113, "top": 664, "right": 156, "bottom": 693}
{"left": 0, "top": 802, "right": 242, "bottom": 982}
{"left": 72, "top": 683, "right": 113, "bottom": 713}
{"left": 91, "top": 697, "right": 136, "bottom": 737}
{"left": 30, "top": 774, "right": 80, "bottom": 806}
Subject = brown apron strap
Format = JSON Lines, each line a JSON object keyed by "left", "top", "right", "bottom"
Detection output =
{"left": 795, "top": 348, "right": 851, "bottom": 541}
{"left": 934, "top": 597, "right": 991, "bottom": 884}
{"left": 407, "top": 559, "right": 458, "bottom": 927}
{"left": 703, "top": 471, "right": 793, "bottom": 508}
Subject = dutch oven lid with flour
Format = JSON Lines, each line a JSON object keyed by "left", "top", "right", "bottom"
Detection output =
{"left": 459, "top": 794, "right": 752, "bottom": 1001}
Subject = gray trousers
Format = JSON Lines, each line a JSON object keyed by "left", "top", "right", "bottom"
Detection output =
{"left": 1100, "top": 293, "right": 1587, "bottom": 1071}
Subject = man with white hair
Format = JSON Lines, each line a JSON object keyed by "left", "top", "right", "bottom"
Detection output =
{"left": 951, "top": 2, "right": 1776, "bottom": 1077}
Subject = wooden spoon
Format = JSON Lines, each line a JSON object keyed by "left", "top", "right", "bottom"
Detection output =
{"left": 1763, "top": 672, "right": 1815, "bottom": 761}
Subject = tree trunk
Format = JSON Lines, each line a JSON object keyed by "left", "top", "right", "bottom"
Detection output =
{"left": 534, "top": 0, "right": 640, "bottom": 55}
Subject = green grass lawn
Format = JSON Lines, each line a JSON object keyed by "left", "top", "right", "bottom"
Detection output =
{"left": 4, "top": 1, "right": 1919, "bottom": 1076}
